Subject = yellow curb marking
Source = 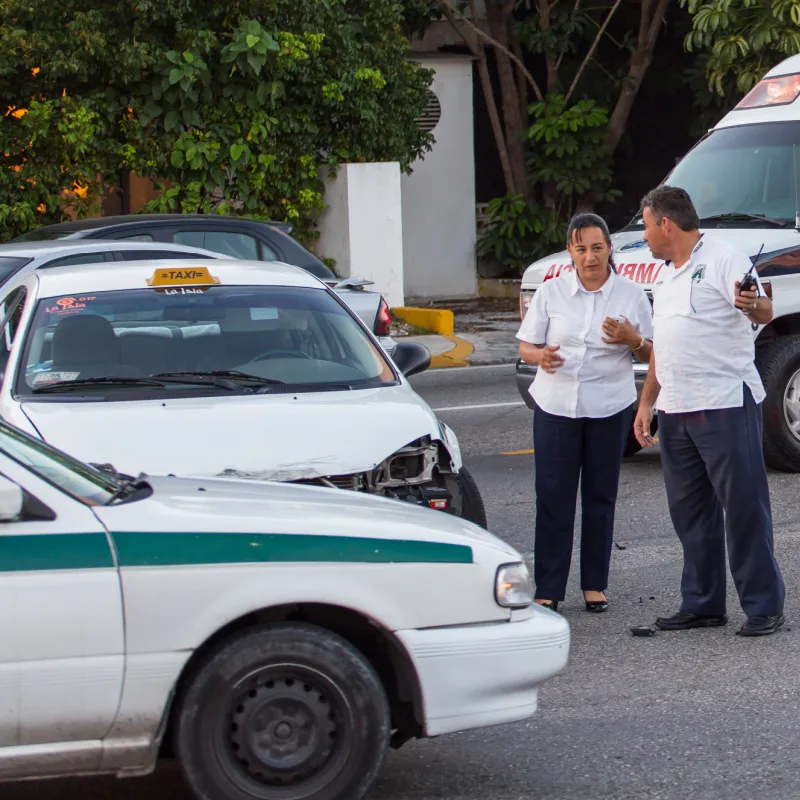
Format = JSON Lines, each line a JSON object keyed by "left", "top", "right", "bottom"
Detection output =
{"left": 429, "top": 334, "right": 474, "bottom": 369}
{"left": 392, "top": 306, "right": 454, "bottom": 336}
{"left": 501, "top": 448, "right": 535, "bottom": 455}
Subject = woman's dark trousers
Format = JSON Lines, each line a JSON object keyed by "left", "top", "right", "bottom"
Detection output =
{"left": 533, "top": 403, "right": 633, "bottom": 601}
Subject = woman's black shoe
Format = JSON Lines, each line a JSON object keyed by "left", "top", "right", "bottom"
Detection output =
{"left": 585, "top": 600, "right": 609, "bottom": 613}
{"left": 537, "top": 600, "right": 559, "bottom": 613}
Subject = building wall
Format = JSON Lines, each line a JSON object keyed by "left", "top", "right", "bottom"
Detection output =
{"left": 402, "top": 56, "right": 477, "bottom": 301}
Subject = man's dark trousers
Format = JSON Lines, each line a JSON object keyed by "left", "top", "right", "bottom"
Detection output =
{"left": 533, "top": 403, "right": 633, "bottom": 601}
{"left": 658, "top": 385, "right": 785, "bottom": 618}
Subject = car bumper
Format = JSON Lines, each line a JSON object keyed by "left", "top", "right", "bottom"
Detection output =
{"left": 396, "top": 607, "right": 570, "bottom": 737}
{"left": 515, "top": 359, "right": 650, "bottom": 410}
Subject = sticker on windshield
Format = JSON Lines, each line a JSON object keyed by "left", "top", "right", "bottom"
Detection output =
{"left": 26, "top": 360, "right": 54, "bottom": 374}
{"left": 44, "top": 296, "right": 96, "bottom": 315}
{"left": 32, "top": 371, "right": 79, "bottom": 385}
{"left": 147, "top": 267, "right": 220, "bottom": 295}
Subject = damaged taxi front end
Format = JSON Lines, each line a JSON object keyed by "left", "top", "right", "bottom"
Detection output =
{"left": 2, "top": 259, "right": 487, "bottom": 527}
{"left": 291, "top": 427, "right": 475, "bottom": 519}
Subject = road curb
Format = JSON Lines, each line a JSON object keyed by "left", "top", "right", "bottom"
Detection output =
{"left": 392, "top": 306, "right": 454, "bottom": 336}
{"left": 430, "top": 335, "right": 474, "bottom": 368}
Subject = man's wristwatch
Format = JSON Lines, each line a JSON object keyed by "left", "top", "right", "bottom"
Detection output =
{"left": 631, "top": 337, "right": 646, "bottom": 351}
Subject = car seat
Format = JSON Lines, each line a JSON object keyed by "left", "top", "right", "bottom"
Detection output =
{"left": 51, "top": 314, "right": 144, "bottom": 378}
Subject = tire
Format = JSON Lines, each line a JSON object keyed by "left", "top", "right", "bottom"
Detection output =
{"left": 458, "top": 467, "right": 488, "bottom": 528}
{"left": 757, "top": 335, "right": 800, "bottom": 472}
{"left": 174, "top": 622, "right": 391, "bottom": 800}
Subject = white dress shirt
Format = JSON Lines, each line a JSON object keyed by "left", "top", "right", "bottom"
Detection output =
{"left": 516, "top": 269, "right": 654, "bottom": 418}
{"left": 651, "top": 236, "right": 765, "bottom": 414}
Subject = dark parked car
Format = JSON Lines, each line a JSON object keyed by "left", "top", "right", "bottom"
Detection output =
{"left": 14, "top": 215, "right": 393, "bottom": 336}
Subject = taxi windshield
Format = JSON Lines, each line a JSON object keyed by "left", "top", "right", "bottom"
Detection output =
{"left": 16, "top": 284, "right": 397, "bottom": 396}
{"left": 0, "top": 422, "right": 119, "bottom": 504}
{"left": 626, "top": 122, "right": 800, "bottom": 227}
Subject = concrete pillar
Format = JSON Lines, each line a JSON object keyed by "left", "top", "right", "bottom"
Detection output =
{"left": 316, "top": 162, "right": 405, "bottom": 308}
{"left": 402, "top": 54, "right": 477, "bottom": 301}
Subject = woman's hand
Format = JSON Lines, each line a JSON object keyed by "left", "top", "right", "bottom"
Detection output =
{"left": 602, "top": 316, "right": 640, "bottom": 348}
{"left": 519, "top": 341, "right": 565, "bottom": 374}
{"left": 536, "top": 345, "right": 565, "bottom": 374}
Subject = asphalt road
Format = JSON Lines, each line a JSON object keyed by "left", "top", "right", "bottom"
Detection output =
{"left": 9, "top": 363, "right": 800, "bottom": 799}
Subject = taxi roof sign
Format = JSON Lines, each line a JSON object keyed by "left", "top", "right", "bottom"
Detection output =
{"left": 147, "top": 266, "right": 221, "bottom": 287}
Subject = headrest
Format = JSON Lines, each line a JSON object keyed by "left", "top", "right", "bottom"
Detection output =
{"left": 52, "top": 314, "right": 119, "bottom": 365}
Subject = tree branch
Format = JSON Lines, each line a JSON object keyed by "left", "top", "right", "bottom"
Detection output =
{"left": 565, "top": 0, "right": 624, "bottom": 103}
{"left": 554, "top": 0, "right": 582, "bottom": 75}
{"left": 439, "top": 0, "right": 544, "bottom": 102}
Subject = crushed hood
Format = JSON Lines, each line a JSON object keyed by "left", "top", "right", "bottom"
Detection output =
{"left": 22, "top": 386, "right": 445, "bottom": 481}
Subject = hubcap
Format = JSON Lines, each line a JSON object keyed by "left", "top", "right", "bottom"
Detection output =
{"left": 229, "top": 677, "right": 339, "bottom": 788}
{"left": 783, "top": 369, "right": 800, "bottom": 442}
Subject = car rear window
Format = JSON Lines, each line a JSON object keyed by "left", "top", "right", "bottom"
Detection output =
{"left": 173, "top": 231, "right": 261, "bottom": 259}
{"left": 0, "top": 256, "right": 32, "bottom": 282}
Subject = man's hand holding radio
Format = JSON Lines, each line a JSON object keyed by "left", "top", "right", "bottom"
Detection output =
{"left": 735, "top": 279, "right": 773, "bottom": 325}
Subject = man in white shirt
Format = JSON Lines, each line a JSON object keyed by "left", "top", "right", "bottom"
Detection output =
{"left": 633, "top": 186, "right": 785, "bottom": 636}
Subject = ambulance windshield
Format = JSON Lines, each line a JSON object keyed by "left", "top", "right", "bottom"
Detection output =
{"left": 632, "top": 121, "right": 800, "bottom": 227}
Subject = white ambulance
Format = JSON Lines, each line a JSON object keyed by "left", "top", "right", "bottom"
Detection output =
{"left": 517, "top": 54, "right": 800, "bottom": 470}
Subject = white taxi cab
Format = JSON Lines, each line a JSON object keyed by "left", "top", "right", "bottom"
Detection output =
{"left": 0, "top": 259, "right": 486, "bottom": 526}
{"left": 0, "top": 420, "right": 569, "bottom": 799}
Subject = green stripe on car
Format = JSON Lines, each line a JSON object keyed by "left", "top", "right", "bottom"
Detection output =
{"left": 0, "top": 532, "right": 472, "bottom": 572}
{"left": 113, "top": 532, "right": 473, "bottom": 567}
{"left": 0, "top": 533, "right": 114, "bottom": 572}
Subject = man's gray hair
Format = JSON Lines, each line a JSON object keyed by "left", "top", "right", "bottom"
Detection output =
{"left": 640, "top": 185, "right": 700, "bottom": 232}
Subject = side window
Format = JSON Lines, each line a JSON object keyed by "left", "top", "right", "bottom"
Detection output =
{"left": 116, "top": 250, "right": 215, "bottom": 261}
{"left": 172, "top": 230, "right": 261, "bottom": 260}
{"left": 119, "top": 234, "right": 154, "bottom": 242}
{"left": 0, "top": 288, "right": 27, "bottom": 376}
{"left": 41, "top": 253, "right": 109, "bottom": 268}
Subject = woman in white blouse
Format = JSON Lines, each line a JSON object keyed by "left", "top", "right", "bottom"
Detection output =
{"left": 516, "top": 213, "right": 653, "bottom": 613}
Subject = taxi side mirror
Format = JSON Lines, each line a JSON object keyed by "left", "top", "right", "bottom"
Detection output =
{"left": 392, "top": 341, "right": 431, "bottom": 378}
{"left": 0, "top": 476, "right": 23, "bottom": 523}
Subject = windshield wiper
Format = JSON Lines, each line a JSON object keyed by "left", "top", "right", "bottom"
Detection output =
{"left": 32, "top": 376, "right": 169, "bottom": 394}
{"left": 701, "top": 213, "right": 790, "bottom": 229}
{"left": 152, "top": 370, "right": 285, "bottom": 386}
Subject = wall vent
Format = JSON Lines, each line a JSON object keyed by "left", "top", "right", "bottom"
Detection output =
{"left": 418, "top": 89, "right": 442, "bottom": 133}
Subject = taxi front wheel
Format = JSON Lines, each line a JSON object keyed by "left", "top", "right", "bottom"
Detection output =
{"left": 458, "top": 467, "right": 487, "bottom": 528}
{"left": 174, "top": 622, "right": 391, "bottom": 800}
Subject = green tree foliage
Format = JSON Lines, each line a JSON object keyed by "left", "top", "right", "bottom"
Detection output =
{"left": 0, "top": 0, "right": 433, "bottom": 242}
{"left": 682, "top": 0, "right": 800, "bottom": 95}
{"left": 479, "top": 97, "right": 620, "bottom": 266}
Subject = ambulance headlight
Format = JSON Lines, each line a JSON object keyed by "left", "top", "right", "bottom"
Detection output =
{"left": 495, "top": 562, "right": 534, "bottom": 608}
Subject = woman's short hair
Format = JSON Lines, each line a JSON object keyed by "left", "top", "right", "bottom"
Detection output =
{"left": 566, "top": 212, "right": 616, "bottom": 272}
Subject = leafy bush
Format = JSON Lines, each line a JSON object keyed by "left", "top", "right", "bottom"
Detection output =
{"left": 0, "top": 0, "right": 434, "bottom": 243}
{"left": 478, "top": 94, "right": 620, "bottom": 272}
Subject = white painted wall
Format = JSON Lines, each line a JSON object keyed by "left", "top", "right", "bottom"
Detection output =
{"left": 402, "top": 55, "right": 477, "bottom": 300}
{"left": 316, "top": 162, "right": 405, "bottom": 307}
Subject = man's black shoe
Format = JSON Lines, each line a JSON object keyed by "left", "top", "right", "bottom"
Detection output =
{"left": 736, "top": 614, "right": 785, "bottom": 637}
{"left": 654, "top": 611, "right": 728, "bottom": 630}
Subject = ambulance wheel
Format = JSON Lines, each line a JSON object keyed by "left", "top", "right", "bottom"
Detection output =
{"left": 458, "top": 467, "right": 488, "bottom": 528}
{"left": 757, "top": 335, "right": 800, "bottom": 472}
{"left": 174, "top": 622, "right": 390, "bottom": 800}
